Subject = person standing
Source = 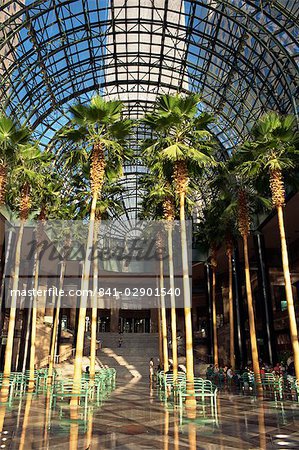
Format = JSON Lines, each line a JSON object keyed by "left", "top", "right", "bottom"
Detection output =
{"left": 149, "top": 358, "right": 154, "bottom": 384}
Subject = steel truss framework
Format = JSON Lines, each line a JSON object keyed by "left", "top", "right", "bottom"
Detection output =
{"left": 0, "top": 0, "right": 298, "bottom": 220}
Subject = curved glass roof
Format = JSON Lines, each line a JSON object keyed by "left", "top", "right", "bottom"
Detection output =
{"left": 0, "top": 0, "right": 298, "bottom": 219}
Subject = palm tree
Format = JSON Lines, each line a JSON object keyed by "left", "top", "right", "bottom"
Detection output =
{"left": 196, "top": 210, "right": 222, "bottom": 367}
{"left": 238, "top": 111, "right": 299, "bottom": 379}
{"left": 89, "top": 193, "right": 123, "bottom": 381}
{"left": 27, "top": 174, "right": 62, "bottom": 391}
{"left": 58, "top": 95, "right": 132, "bottom": 403}
{"left": 27, "top": 207, "right": 46, "bottom": 391}
{"left": 215, "top": 166, "right": 267, "bottom": 395}
{"left": 237, "top": 187, "right": 262, "bottom": 393}
{"left": 139, "top": 177, "right": 172, "bottom": 374}
{"left": 47, "top": 237, "right": 70, "bottom": 386}
{"left": 142, "top": 93, "right": 215, "bottom": 401}
{"left": 0, "top": 117, "right": 33, "bottom": 328}
{"left": 156, "top": 231, "right": 169, "bottom": 373}
{"left": 0, "top": 144, "right": 46, "bottom": 401}
{"left": 46, "top": 202, "right": 79, "bottom": 386}
{"left": 163, "top": 192, "right": 179, "bottom": 381}
{"left": 0, "top": 115, "right": 32, "bottom": 206}
{"left": 201, "top": 196, "right": 237, "bottom": 369}
{"left": 69, "top": 161, "right": 123, "bottom": 382}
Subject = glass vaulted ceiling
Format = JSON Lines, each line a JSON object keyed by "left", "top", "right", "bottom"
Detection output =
{"left": 0, "top": 0, "right": 298, "bottom": 222}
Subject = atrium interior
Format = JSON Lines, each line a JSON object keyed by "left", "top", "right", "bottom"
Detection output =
{"left": 0, "top": 1, "right": 299, "bottom": 449}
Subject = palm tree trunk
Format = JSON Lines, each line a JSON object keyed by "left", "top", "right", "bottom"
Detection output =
{"left": 0, "top": 164, "right": 7, "bottom": 206}
{"left": 179, "top": 191, "right": 195, "bottom": 404}
{"left": 0, "top": 229, "right": 13, "bottom": 330}
{"left": 211, "top": 265, "right": 218, "bottom": 366}
{"left": 243, "top": 234, "right": 262, "bottom": 396}
{"left": 158, "top": 306, "right": 163, "bottom": 366}
{"left": 47, "top": 261, "right": 66, "bottom": 385}
{"left": 69, "top": 408, "right": 79, "bottom": 450}
{"left": 90, "top": 307, "right": 97, "bottom": 380}
{"left": 0, "top": 218, "right": 25, "bottom": 402}
{"left": 227, "top": 249, "right": 235, "bottom": 369}
{"left": 19, "top": 393, "right": 33, "bottom": 450}
{"left": 277, "top": 205, "right": 299, "bottom": 379}
{"left": 160, "top": 257, "right": 169, "bottom": 372}
{"left": 71, "top": 192, "right": 98, "bottom": 405}
{"left": 28, "top": 249, "right": 40, "bottom": 392}
{"left": 90, "top": 219, "right": 100, "bottom": 382}
{"left": 72, "top": 142, "right": 105, "bottom": 405}
{"left": 167, "top": 223, "right": 178, "bottom": 381}
{"left": 85, "top": 409, "right": 94, "bottom": 450}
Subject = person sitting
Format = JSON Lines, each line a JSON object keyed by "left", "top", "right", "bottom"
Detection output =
{"left": 178, "top": 364, "right": 186, "bottom": 373}
{"left": 273, "top": 362, "right": 281, "bottom": 376}
{"left": 206, "top": 365, "right": 214, "bottom": 380}
{"left": 156, "top": 363, "right": 163, "bottom": 373}
{"left": 226, "top": 366, "right": 234, "bottom": 380}
{"left": 165, "top": 364, "right": 173, "bottom": 374}
{"left": 287, "top": 360, "right": 295, "bottom": 377}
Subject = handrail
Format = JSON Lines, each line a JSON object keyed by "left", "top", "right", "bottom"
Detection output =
{"left": 39, "top": 341, "right": 92, "bottom": 368}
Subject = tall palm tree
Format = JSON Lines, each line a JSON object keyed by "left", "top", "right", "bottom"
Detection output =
{"left": 196, "top": 210, "right": 222, "bottom": 367}
{"left": 237, "top": 187, "right": 262, "bottom": 393}
{"left": 215, "top": 166, "right": 267, "bottom": 395}
{"left": 163, "top": 191, "right": 178, "bottom": 381}
{"left": 238, "top": 111, "right": 299, "bottom": 379}
{"left": 201, "top": 196, "right": 237, "bottom": 369}
{"left": 0, "top": 144, "right": 46, "bottom": 401}
{"left": 47, "top": 237, "right": 70, "bottom": 385}
{"left": 46, "top": 202, "right": 79, "bottom": 386}
{"left": 0, "top": 117, "right": 33, "bottom": 327}
{"left": 89, "top": 193, "right": 123, "bottom": 381}
{"left": 142, "top": 93, "right": 215, "bottom": 401}
{"left": 156, "top": 231, "right": 169, "bottom": 373}
{"left": 27, "top": 206, "right": 46, "bottom": 391}
{"left": 0, "top": 115, "right": 32, "bottom": 206}
{"left": 58, "top": 95, "right": 132, "bottom": 403}
{"left": 69, "top": 162, "right": 123, "bottom": 382}
{"left": 27, "top": 174, "right": 62, "bottom": 391}
{"left": 139, "top": 177, "right": 172, "bottom": 374}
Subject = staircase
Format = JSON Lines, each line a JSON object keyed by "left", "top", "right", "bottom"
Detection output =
{"left": 95, "top": 333, "right": 159, "bottom": 380}
{"left": 56, "top": 332, "right": 159, "bottom": 380}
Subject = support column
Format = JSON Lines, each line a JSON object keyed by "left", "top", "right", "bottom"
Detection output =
{"left": 110, "top": 308, "right": 119, "bottom": 332}
{"left": 17, "top": 259, "right": 35, "bottom": 372}
{"left": 73, "top": 263, "right": 83, "bottom": 347}
{"left": 56, "top": 309, "right": 63, "bottom": 357}
{"left": 150, "top": 309, "right": 159, "bottom": 332}
{"left": 205, "top": 263, "right": 213, "bottom": 362}
{"left": 232, "top": 244, "right": 247, "bottom": 368}
{"left": 254, "top": 232, "right": 277, "bottom": 365}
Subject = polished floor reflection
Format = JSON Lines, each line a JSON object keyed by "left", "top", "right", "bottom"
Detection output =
{"left": 1, "top": 380, "right": 299, "bottom": 449}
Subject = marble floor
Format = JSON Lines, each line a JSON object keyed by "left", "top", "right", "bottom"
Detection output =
{"left": 1, "top": 380, "right": 299, "bottom": 449}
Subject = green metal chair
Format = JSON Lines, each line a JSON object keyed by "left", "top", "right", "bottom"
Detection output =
{"left": 178, "top": 378, "right": 218, "bottom": 415}
{"left": 261, "top": 373, "right": 283, "bottom": 400}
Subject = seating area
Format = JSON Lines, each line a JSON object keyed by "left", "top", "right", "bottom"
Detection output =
{"left": 206, "top": 367, "right": 299, "bottom": 405}
{"left": 0, "top": 367, "right": 117, "bottom": 410}
{"left": 158, "top": 372, "right": 217, "bottom": 406}
{"left": 1, "top": 1, "right": 299, "bottom": 448}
